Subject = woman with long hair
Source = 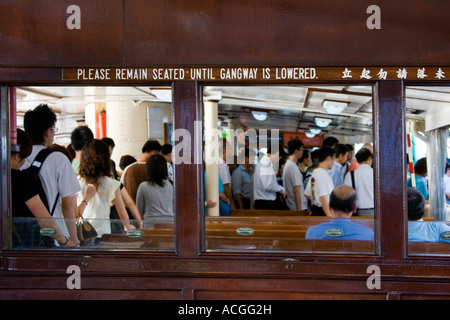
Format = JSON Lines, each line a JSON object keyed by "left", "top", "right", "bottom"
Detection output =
{"left": 78, "top": 139, "right": 135, "bottom": 237}
{"left": 136, "top": 154, "right": 174, "bottom": 227}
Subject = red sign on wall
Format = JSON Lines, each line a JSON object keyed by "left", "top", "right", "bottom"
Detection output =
{"left": 283, "top": 132, "right": 323, "bottom": 148}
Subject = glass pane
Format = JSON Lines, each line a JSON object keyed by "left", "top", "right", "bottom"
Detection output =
{"left": 202, "top": 85, "right": 376, "bottom": 254}
{"left": 406, "top": 85, "right": 450, "bottom": 256}
{"left": 10, "top": 86, "right": 175, "bottom": 251}
{"left": 11, "top": 217, "right": 174, "bottom": 250}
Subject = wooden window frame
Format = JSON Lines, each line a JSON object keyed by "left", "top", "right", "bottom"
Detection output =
{"left": 0, "top": 72, "right": 449, "bottom": 288}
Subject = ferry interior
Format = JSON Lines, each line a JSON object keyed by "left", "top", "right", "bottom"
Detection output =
{"left": 11, "top": 84, "right": 450, "bottom": 254}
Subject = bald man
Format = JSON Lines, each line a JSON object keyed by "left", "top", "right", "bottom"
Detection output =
{"left": 305, "top": 185, "right": 374, "bottom": 240}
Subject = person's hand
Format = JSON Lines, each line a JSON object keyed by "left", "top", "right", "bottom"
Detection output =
{"left": 65, "top": 237, "right": 80, "bottom": 247}
{"left": 124, "top": 223, "right": 136, "bottom": 232}
{"left": 205, "top": 200, "right": 217, "bottom": 208}
{"left": 84, "top": 184, "right": 96, "bottom": 202}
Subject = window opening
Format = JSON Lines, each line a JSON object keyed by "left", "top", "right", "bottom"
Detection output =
{"left": 9, "top": 86, "right": 175, "bottom": 251}
{"left": 202, "top": 85, "right": 377, "bottom": 254}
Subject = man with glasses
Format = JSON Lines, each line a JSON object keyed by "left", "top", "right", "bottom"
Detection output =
{"left": 22, "top": 104, "right": 81, "bottom": 246}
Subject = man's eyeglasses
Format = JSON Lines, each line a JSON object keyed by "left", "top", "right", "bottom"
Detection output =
{"left": 49, "top": 126, "right": 58, "bottom": 133}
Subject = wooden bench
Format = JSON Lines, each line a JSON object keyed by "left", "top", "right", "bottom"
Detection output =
{"left": 206, "top": 216, "right": 375, "bottom": 231}
{"left": 99, "top": 215, "right": 447, "bottom": 255}
{"left": 230, "top": 209, "right": 310, "bottom": 217}
{"left": 409, "top": 241, "right": 449, "bottom": 255}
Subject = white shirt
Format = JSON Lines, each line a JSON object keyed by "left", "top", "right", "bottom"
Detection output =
{"left": 343, "top": 163, "right": 374, "bottom": 209}
{"left": 253, "top": 155, "right": 284, "bottom": 201}
{"left": 283, "top": 159, "right": 307, "bottom": 210}
{"left": 78, "top": 176, "right": 120, "bottom": 237}
{"left": 304, "top": 168, "right": 334, "bottom": 207}
{"left": 444, "top": 174, "right": 450, "bottom": 205}
{"left": 22, "top": 145, "right": 81, "bottom": 237}
{"left": 218, "top": 158, "right": 231, "bottom": 185}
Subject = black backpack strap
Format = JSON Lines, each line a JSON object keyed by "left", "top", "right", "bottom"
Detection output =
{"left": 30, "top": 149, "right": 59, "bottom": 215}
{"left": 50, "top": 192, "right": 59, "bottom": 215}
{"left": 351, "top": 170, "right": 356, "bottom": 189}
{"left": 29, "top": 149, "right": 54, "bottom": 173}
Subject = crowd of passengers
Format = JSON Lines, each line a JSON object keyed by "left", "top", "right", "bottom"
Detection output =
{"left": 10, "top": 104, "right": 450, "bottom": 247}
{"left": 206, "top": 134, "right": 450, "bottom": 242}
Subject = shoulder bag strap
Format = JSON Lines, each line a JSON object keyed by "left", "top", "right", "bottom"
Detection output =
{"left": 351, "top": 170, "right": 356, "bottom": 189}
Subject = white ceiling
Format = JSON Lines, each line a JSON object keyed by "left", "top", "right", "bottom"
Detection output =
{"left": 15, "top": 85, "right": 450, "bottom": 141}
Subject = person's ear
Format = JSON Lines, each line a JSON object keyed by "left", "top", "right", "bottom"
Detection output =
{"left": 11, "top": 153, "right": 21, "bottom": 162}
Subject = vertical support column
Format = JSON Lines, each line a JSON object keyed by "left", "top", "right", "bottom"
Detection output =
{"left": 373, "top": 81, "right": 406, "bottom": 260}
{"left": 172, "top": 81, "right": 203, "bottom": 257}
{"left": 0, "top": 86, "right": 10, "bottom": 250}
{"left": 105, "top": 100, "right": 149, "bottom": 163}
{"left": 428, "top": 128, "right": 448, "bottom": 221}
{"left": 204, "top": 100, "right": 220, "bottom": 217}
{"left": 9, "top": 88, "right": 17, "bottom": 147}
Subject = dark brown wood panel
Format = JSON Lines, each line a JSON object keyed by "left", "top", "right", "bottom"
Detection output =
{"left": 0, "top": 0, "right": 123, "bottom": 67}
{"left": 0, "top": 86, "right": 9, "bottom": 251}
{"left": 124, "top": 0, "right": 450, "bottom": 66}
{"left": 172, "top": 81, "right": 203, "bottom": 258}
{"left": 374, "top": 81, "right": 407, "bottom": 260}
{"left": 0, "top": 1, "right": 449, "bottom": 67}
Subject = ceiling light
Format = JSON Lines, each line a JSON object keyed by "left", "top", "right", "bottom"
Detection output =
{"left": 323, "top": 100, "right": 348, "bottom": 115}
{"left": 251, "top": 110, "right": 268, "bottom": 121}
{"left": 315, "top": 117, "right": 333, "bottom": 128}
{"left": 151, "top": 89, "right": 172, "bottom": 102}
{"left": 305, "top": 131, "right": 316, "bottom": 138}
{"left": 308, "top": 126, "right": 322, "bottom": 135}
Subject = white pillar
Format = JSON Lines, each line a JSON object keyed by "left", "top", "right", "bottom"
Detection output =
{"left": 204, "top": 100, "right": 220, "bottom": 216}
{"left": 106, "top": 100, "right": 149, "bottom": 165}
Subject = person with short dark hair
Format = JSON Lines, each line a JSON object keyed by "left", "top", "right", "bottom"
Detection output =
{"left": 343, "top": 147, "right": 374, "bottom": 216}
{"left": 342, "top": 144, "right": 354, "bottom": 176}
{"left": 70, "top": 125, "right": 94, "bottom": 174}
{"left": 253, "top": 144, "right": 286, "bottom": 210}
{"left": 11, "top": 129, "right": 69, "bottom": 247}
{"left": 304, "top": 147, "right": 335, "bottom": 216}
{"left": 445, "top": 159, "right": 450, "bottom": 205}
{"left": 407, "top": 157, "right": 428, "bottom": 200}
{"left": 283, "top": 139, "right": 307, "bottom": 211}
{"left": 407, "top": 188, "right": 450, "bottom": 243}
{"left": 136, "top": 154, "right": 174, "bottom": 227}
{"left": 119, "top": 155, "right": 137, "bottom": 171}
{"left": 329, "top": 143, "right": 349, "bottom": 187}
{"left": 161, "top": 143, "right": 173, "bottom": 182}
{"left": 120, "top": 139, "right": 162, "bottom": 202}
{"left": 322, "top": 136, "right": 339, "bottom": 148}
{"left": 23, "top": 104, "right": 81, "bottom": 244}
{"left": 101, "top": 137, "right": 119, "bottom": 180}
{"left": 231, "top": 148, "right": 253, "bottom": 209}
{"left": 306, "top": 185, "right": 374, "bottom": 240}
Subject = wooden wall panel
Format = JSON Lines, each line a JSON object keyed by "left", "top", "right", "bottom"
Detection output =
{"left": 124, "top": 0, "right": 450, "bottom": 66}
{"left": 0, "top": 0, "right": 123, "bottom": 67}
{"left": 0, "top": 0, "right": 449, "bottom": 67}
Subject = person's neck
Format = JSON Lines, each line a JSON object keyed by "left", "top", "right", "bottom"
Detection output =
{"left": 288, "top": 154, "right": 299, "bottom": 163}
{"left": 75, "top": 150, "right": 82, "bottom": 160}
{"left": 298, "top": 162, "right": 307, "bottom": 172}
{"left": 331, "top": 211, "right": 352, "bottom": 219}
{"left": 318, "top": 162, "right": 329, "bottom": 170}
